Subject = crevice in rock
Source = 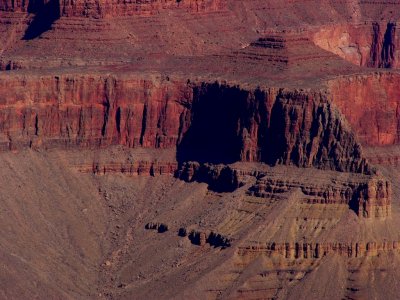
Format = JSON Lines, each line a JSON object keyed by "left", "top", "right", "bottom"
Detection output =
{"left": 115, "top": 107, "right": 121, "bottom": 135}
{"left": 139, "top": 104, "right": 148, "bottom": 146}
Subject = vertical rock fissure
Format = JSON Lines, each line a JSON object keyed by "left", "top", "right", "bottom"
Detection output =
{"left": 380, "top": 22, "right": 396, "bottom": 68}
{"left": 34, "top": 114, "right": 39, "bottom": 136}
{"left": 139, "top": 104, "right": 148, "bottom": 146}
{"left": 115, "top": 107, "right": 121, "bottom": 135}
{"left": 369, "top": 22, "right": 397, "bottom": 68}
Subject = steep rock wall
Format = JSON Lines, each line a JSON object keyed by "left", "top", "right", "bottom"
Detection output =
{"left": 0, "top": 74, "right": 190, "bottom": 150}
{"left": 0, "top": 73, "right": 368, "bottom": 173}
{"left": 0, "top": 0, "right": 53, "bottom": 12}
{"left": 328, "top": 72, "right": 400, "bottom": 146}
{"left": 61, "top": 0, "right": 227, "bottom": 17}
{"left": 0, "top": 0, "right": 226, "bottom": 15}
{"left": 177, "top": 83, "right": 368, "bottom": 173}
{"left": 313, "top": 22, "right": 399, "bottom": 68}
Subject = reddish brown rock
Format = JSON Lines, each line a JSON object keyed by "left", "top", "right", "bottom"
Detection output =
{"left": 0, "top": 73, "right": 370, "bottom": 174}
{"left": 313, "top": 22, "right": 399, "bottom": 68}
{"left": 2, "top": 2, "right": 400, "bottom": 298}
{"left": 0, "top": 0, "right": 226, "bottom": 15}
{"left": 328, "top": 72, "right": 400, "bottom": 146}
{"left": 61, "top": 0, "right": 227, "bottom": 17}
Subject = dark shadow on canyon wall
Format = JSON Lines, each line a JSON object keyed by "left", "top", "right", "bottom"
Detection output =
{"left": 176, "top": 83, "right": 249, "bottom": 165}
{"left": 24, "top": 0, "right": 60, "bottom": 40}
{"left": 381, "top": 22, "right": 396, "bottom": 68}
{"left": 369, "top": 22, "right": 396, "bottom": 68}
{"left": 176, "top": 83, "right": 370, "bottom": 174}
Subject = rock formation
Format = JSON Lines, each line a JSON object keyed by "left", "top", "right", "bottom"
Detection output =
{"left": 313, "top": 22, "right": 399, "bottom": 68}
{"left": 0, "top": 0, "right": 227, "bottom": 15}
{"left": 237, "top": 241, "right": 400, "bottom": 260}
{"left": 249, "top": 170, "right": 391, "bottom": 218}
{"left": 2, "top": 1, "right": 400, "bottom": 299}
{"left": 0, "top": 74, "right": 371, "bottom": 174}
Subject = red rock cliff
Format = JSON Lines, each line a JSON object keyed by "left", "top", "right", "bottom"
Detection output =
{"left": 313, "top": 22, "right": 399, "bottom": 68}
{"left": 61, "top": 0, "right": 227, "bottom": 17}
{"left": 0, "top": 0, "right": 226, "bottom": 15}
{"left": 0, "top": 73, "right": 369, "bottom": 174}
{"left": 328, "top": 72, "right": 400, "bottom": 146}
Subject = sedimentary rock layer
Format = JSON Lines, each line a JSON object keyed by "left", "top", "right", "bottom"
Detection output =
{"left": 62, "top": 0, "right": 227, "bottom": 17}
{"left": 0, "top": 73, "right": 368, "bottom": 174}
{"left": 328, "top": 72, "right": 400, "bottom": 146}
{"left": 250, "top": 173, "right": 391, "bottom": 218}
{"left": 313, "top": 22, "right": 399, "bottom": 68}
{"left": 0, "top": 0, "right": 227, "bottom": 15}
{"left": 238, "top": 241, "right": 400, "bottom": 260}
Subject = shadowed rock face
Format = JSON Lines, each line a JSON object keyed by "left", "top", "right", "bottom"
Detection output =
{"left": 369, "top": 22, "right": 397, "bottom": 68}
{"left": 23, "top": 0, "right": 60, "bottom": 39}
{"left": 178, "top": 83, "right": 369, "bottom": 173}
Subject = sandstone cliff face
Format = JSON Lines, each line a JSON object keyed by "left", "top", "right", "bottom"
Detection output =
{"left": 328, "top": 72, "right": 400, "bottom": 146}
{"left": 61, "top": 0, "right": 227, "bottom": 17}
{"left": 250, "top": 173, "right": 391, "bottom": 218}
{"left": 0, "top": 74, "right": 190, "bottom": 150}
{"left": 0, "top": 0, "right": 29, "bottom": 11}
{"left": 369, "top": 22, "right": 397, "bottom": 68}
{"left": 0, "top": 74, "right": 369, "bottom": 174}
{"left": 0, "top": 0, "right": 54, "bottom": 12}
{"left": 313, "top": 22, "right": 399, "bottom": 68}
{"left": 237, "top": 240, "right": 400, "bottom": 260}
{"left": 0, "top": 0, "right": 226, "bottom": 15}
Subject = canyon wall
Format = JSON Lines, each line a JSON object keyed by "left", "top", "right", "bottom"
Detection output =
{"left": 176, "top": 160, "right": 391, "bottom": 218}
{"left": 328, "top": 72, "right": 400, "bottom": 146}
{"left": 249, "top": 173, "right": 391, "bottom": 218}
{"left": 61, "top": 0, "right": 227, "bottom": 17}
{"left": 369, "top": 22, "right": 397, "bottom": 68}
{"left": 0, "top": 74, "right": 189, "bottom": 150}
{"left": 313, "top": 22, "right": 399, "bottom": 68}
{"left": 0, "top": 0, "right": 227, "bottom": 15}
{"left": 237, "top": 240, "right": 400, "bottom": 260}
{"left": 0, "top": 73, "right": 369, "bottom": 173}
{"left": 0, "top": 0, "right": 54, "bottom": 12}
{"left": 177, "top": 83, "right": 369, "bottom": 173}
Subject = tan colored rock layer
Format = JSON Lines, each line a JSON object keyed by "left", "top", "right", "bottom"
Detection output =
{"left": 250, "top": 174, "right": 391, "bottom": 218}
{"left": 237, "top": 241, "right": 400, "bottom": 260}
{"left": 75, "top": 161, "right": 178, "bottom": 176}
